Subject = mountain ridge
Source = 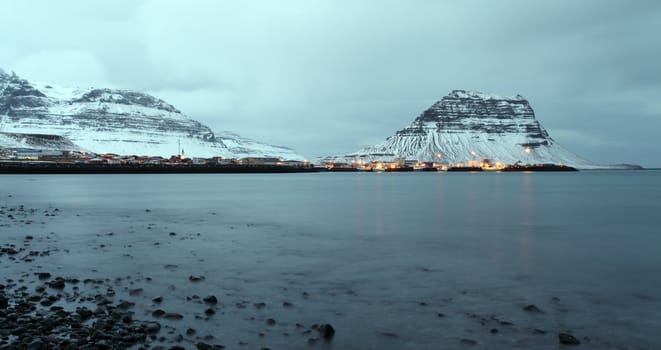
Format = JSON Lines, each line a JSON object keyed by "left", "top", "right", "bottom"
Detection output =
{"left": 0, "top": 69, "right": 305, "bottom": 160}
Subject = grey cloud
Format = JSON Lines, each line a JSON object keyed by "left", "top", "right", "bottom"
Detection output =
{"left": 1, "top": 0, "right": 660, "bottom": 166}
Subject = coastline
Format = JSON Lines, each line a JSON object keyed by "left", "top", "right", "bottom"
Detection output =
{"left": 0, "top": 162, "right": 319, "bottom": 174}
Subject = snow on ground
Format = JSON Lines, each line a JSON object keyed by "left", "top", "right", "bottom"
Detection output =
{"left": 30, "top": 81, "right": 93, "bottom": 101}
{"left": 217, "top": 131, "right": 306, "bottom": 160}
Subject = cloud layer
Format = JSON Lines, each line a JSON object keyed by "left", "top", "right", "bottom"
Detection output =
{"left": 1, "top": 0, "right": 660, "bottom": 166}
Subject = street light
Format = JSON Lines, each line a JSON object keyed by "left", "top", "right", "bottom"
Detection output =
{"left": 524, "top": 147, "right": 532, "bottom": 164}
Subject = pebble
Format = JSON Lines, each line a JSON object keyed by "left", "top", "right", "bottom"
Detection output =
{"left": 163, "top": 312, "right": 184, "bottom": 320}
{"left": 523, "top": 304, "right": 543, "bottom": 313}
{"left": 49, "top": 278, "right": 65, "bottom": 289}
{"left": 145, "top": 322, "right": 162, "bottom": 334}
{"left": 117, "top": 300, "right": 135, "bottom": 309}
{"left": 196, "top": 342, "right": 225, "bottom": 349}
{"left": 152, "top": 309, "right": 166, "bottom": 317}
{"left": 318, "top": 323, "right": 335, "bottom": 340}
{"left": 203, "top": 295, "right": 218, "bottom": 304}
{"left": 379, "top": 331, "right": 399, "bottom": 338}
{"left": 558, "top": 333, "right": 581, "bottom": 345}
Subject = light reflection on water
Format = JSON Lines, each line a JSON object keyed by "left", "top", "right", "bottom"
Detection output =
{"left": 9, "top": 171, "right": 657, "bottom": 291}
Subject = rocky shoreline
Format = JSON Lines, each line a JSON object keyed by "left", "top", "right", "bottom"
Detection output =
{"left": 0, "top": 267, "right": 334, "bottom": 350}
{"left": 1, "top": 188, "right": 640, "bottom": 349}
{"left": 0, "top": 203, "right": 336, "bottom": 350}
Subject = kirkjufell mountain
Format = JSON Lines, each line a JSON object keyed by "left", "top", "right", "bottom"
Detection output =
{"left": 0, "top": 68, "right": 304, "bottom": 160}
{"left": 321, "top": 90, "right": 603, "bottom": 168}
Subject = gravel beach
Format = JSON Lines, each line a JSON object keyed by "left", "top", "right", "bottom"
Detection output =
{"left": 1, "top": 200, "right": 337, "bottom": 350}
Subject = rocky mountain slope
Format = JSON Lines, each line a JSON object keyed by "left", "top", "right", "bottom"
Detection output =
{"left": 322, "top": 90, "right": 598, "bottom": 168}
{"left": 0, "top": 68, "right": 304, "bottom": 160}
{"left": 0, "top": 131, "right": 82, "bottom": 151}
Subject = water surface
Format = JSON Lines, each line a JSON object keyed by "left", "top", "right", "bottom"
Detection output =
{"left": 1, "top": 171, "right": 660, "bottom": 349}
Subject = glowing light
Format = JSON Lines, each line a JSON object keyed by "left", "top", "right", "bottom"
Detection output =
{"left": 525, "top": 147, "right": 532, "bottom": 154}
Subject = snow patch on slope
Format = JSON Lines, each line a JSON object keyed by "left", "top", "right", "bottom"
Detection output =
{"left": 217, "top": 131, "right": 305, "bottom": 160}
{"left": 30, "top": 81, "right": 92, "bottom": 101}
{"left": 450, "top": 90, "right": 524, "bottom": 101}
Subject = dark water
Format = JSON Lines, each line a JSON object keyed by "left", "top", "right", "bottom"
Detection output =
{"left": 2, "top": 171, "right": 660, "bottom": 349}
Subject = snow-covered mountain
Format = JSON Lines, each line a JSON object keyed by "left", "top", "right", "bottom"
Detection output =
{"left": 0, "top": 68, "right": 304, "bottom": 160}
{"left": 217, "top": 131, "right": 305, "bottom": 160}
{"left": 321, "top": 90, "right": 600, "bottom": 168}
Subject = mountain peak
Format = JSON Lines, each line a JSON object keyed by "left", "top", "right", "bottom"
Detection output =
{"left": 322, "top": 92, "right": 595, "bottom": 168}
{"left": 447, "top": 90, "right": 525, "bottom": 101}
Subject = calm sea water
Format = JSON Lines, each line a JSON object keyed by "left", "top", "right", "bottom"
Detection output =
{"left": 2, "top": 171, "right": 660, "bottom": 349}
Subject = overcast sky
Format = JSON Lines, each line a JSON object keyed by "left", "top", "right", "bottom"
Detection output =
{"left": 1, "top": 0, "right": 660, "bottom": 166}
